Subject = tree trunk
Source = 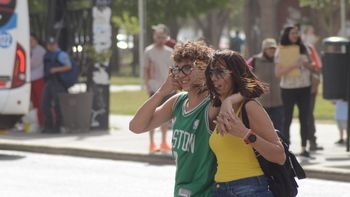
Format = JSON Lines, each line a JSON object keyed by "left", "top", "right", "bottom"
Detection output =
{"left": 132, "top": 35, "right": 139, "bottom": 76}
{"left": 110, "top": 26, "right": 120, "bottom": 74}
{"left": 243, "top": 0, "right": 254, "bottom": 57}
{"left": 167, "top": 18, "right": 180, "bottom": 41}
{"left": 195, "top": 9, "right": 230, "bottom": 49}
{"left": 258, "top": 0, "right": 277, "bottom": 39}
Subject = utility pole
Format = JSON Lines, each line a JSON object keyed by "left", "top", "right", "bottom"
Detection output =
{"left": 89, "top": 0, "right": 113, "bottom": 130}
{"left": 340, "top": 0, "right": 346, "bottom": 37}
{"left": 138, "top": 0, "right": 145, "bottom": 84}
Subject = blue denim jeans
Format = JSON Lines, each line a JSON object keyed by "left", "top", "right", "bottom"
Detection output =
{"left": 213, "top": 175, "right": 274, "bottom": 197}
{"left": 42, "top": 78, "right": 67, "bottom": 132}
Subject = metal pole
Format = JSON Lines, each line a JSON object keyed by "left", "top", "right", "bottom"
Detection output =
{"left": 347, "top": 51, "right": 350, "bottom": 151}
{"left": 340, "top": 0, "right": 346, "bottom": 37}
{"left": 345, "top": 0, "right": 350, "bottom": 151}
{"left": 347, "top": 86, "right": 350, "bottom": 152}
{"left": 138, "top": 0, "right": 145, "bottom": 86}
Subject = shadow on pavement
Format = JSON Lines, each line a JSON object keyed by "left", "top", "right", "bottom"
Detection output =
{"left": 0, "top": 130, "right": 110, "bottom": 141}
{"left": 0, "top": 153, "right": 25, "bottom": 161}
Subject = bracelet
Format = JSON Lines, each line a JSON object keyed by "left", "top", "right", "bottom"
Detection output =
{"left": 243, "top": 130, "right": 257, "bottom": 144}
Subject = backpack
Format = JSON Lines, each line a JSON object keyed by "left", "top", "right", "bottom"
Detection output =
{"left": 241, "top": 100, "right": 306, "bottom": 197}
{"left": 55, "top": 51, "right": 80, "bottom": 89}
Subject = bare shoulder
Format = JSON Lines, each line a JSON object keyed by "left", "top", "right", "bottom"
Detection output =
{"left": 245, "top": 100, "right": 263, "bottom": 113}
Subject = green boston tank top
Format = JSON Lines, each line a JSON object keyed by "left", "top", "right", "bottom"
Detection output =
{"left": 172, "top": 92, "right": 216, "bottom": 197}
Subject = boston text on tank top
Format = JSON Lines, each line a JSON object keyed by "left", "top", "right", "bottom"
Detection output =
{"left": 171, "top": 93, "right": 216, "bottom": 197}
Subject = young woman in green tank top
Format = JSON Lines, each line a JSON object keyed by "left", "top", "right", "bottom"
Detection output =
{"left": 130, "top": 41, "right": 242, "bottom": 197}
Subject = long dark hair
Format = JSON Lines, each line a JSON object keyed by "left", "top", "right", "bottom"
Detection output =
{"left": 280, "top": 25, "right": 307, "bottom": 54}
{"left": 205, "top": 50, "right": 267, "bottom": 107}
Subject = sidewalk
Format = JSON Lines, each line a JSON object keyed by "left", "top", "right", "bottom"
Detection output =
{"left": 0, "top": 114, "right": 350, "bottom": 182}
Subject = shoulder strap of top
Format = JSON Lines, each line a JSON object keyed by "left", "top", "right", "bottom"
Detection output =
{"left": 235, "top": 101, "right": 244, "bottom": 116}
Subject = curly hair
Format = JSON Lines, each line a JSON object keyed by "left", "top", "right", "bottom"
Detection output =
{"left": 172, "top": 41, "right": 213, "bottom": 65}
{"left": 172, "top": 41, "right": 214, "bottom": 94}
{"left": 205, "top": 50, "right": 268, "bottom": 107}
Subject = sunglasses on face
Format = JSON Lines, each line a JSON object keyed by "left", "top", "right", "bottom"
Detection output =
{"left": 208, "top": 68, "right": 231, "bottom": 78}
{"left": 170, "top": 64, "right": 194, "bottom": 76}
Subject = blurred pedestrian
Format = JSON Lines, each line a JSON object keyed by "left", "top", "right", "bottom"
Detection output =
{"left": 131, "top": 41, "right": 244, "bottom": 196}
{"left": 247, "top": 38, "right": 284, "bottom": 132}
{"left": 306, "top": 45, "right": 323, "bottom": 151}
{"left": 143, "top": 24, "right": 174, "bottom": 153}
{"left": 299, "top": 25, "right": 324, "bottom": 151}
{"left": 30, "top": 33, "right": 46, "bottom": 128}
{"left": 302, "top": 26, "right": 319, "bottom": 46}
{"left": 334, "top": 100, "right": 348, "bottom": 144}
{"left": 206, "top": 50, "right": 285, "bottom": 196}
{"left": 229, "top": 30, "right": 244, "bottom": 53}
{"left": 159, "top": 24, "right": 177, "bottom": 49}
{"left": 42, "top": 36, "right": 72, "bottom": 133}
{"left": 275, "top": 25, "right": 315, "bottom": 157}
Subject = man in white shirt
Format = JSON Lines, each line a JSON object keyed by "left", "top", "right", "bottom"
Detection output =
{"left": 143, "top": 24, "right": 174, "bottom": 153}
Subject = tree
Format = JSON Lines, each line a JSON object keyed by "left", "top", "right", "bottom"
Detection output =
{"left": 299, "top": 0, "right": 348, "bottom": 36}
{"left": 189, "top": 0, "right": 244, "bottom": 48}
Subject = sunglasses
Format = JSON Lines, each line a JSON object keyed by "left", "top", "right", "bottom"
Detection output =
{"left": 208, "top": 68, "right": 231, "bottom": 78}
{"left": 170, "top": 64, "right": 194, "bottom": 76}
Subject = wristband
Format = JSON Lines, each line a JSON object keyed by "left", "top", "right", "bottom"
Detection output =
{"left": 243, "top": 130, "right": 257, "bottom": 144}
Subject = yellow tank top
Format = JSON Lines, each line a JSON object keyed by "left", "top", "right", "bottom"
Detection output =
{"left": 209, "top": 103, "right": 263, "bottom": 182}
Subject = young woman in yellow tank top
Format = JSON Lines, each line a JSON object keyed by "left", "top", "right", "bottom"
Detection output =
{"left": 205, "top": 50, "right": 286, "bottom": 197}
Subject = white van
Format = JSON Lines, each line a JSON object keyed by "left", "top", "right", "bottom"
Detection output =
{"left": 0, "top": 0, "right": 30, "bottom": 128}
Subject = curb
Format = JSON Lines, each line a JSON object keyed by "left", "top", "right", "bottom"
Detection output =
{"left": 0, "top": 142, "right": 175, "bottom": 165}
{"left": 303, "top": 166, "right": 350, "bottom": 182}
{"left": 1, "top": 142, "right": 349, "bottom": 182}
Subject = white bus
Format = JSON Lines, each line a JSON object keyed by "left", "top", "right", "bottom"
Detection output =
{"left": 0, "top": 0, "right": 30, "bottom": 128}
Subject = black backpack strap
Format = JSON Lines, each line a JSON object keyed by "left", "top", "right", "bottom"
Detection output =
{"left": 241, "top": 99, "right": 251, "bottom": 129}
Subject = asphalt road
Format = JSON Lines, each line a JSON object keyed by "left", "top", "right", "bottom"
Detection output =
{"left": 1, "top": 151, "right": 349, "bottom": 197}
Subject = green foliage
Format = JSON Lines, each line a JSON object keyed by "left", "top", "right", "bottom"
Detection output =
{"left": 28, "top": 0, "right": 46, "bottom": 13}
{"left": 300, "top": 0, "right": 336, "bottom": 8}
{"left": 110, "top": 0, "right": 234, "bottom": 30}
{"left": 299, "top": 0, "right": 350, "bottom": 8}
{"left": 66, "top": 0, "right": 91, "bottom": 10}
{"left": 112, "top": 12, "right": 139, "bottom": 35}
{"left": 85, "top": 45, "right": 112, "bottom": 64}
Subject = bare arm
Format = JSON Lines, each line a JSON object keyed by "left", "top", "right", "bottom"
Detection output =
{"left": 143, "top": 51, "right": 153, "bottom": 93}
{"left": 50, "top": 65, "right": 71, "bottom": 74}
{"left": 245, "top": 101, "right": 286, "bottom": 164}
{"left": 214, "top": 93, "right": 244, "bottom": 134}
{"left": 129, "top": 73, "right": 180, "bottom": 133}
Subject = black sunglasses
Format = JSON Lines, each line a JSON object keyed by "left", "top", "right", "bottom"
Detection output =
{"left": 170, "top": 64, "right": 194, "bottom": 76}
{"left": 208, "top": 68, "right": 231, "bottom": 78}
